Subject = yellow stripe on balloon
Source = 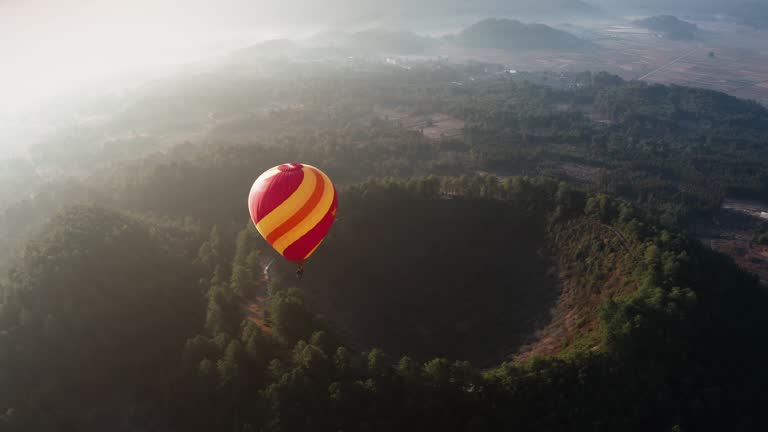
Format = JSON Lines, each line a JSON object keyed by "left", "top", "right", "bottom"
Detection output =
{"left": 272, "top": 169, "right": 335, "bottom": 254}
{"left": 255, "top": 166, "right": 318, "bottom": 238}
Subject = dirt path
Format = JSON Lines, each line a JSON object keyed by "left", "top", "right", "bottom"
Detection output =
{"left": 244, "top": 257, "right": 274, "bottom": 335}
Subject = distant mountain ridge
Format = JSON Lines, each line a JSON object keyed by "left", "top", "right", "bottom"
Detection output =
{"left": 595, "top": 0, "right": 768, "bottom": 29}
{"left": 453, "top": 18, "right": 587, "bottom": 51}
{"left": 633, "top": 15, "right": 699, "bottom": 39}
{"left": 321, "top": 0, "right": 598, "bottom": 23}
{"left": 231, "top": 18, "right": 588, "bottom": 61}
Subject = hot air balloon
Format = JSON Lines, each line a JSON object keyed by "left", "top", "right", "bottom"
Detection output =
{"left": 248, "top": 163, "right": 338, "bottom": 278}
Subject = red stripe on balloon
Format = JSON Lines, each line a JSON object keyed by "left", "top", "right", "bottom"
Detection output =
{"left": 282, "top": 189, "right": 338, "bottom": 262}
{"left": 249, "top": 168, "right": 305, "bottom": 224}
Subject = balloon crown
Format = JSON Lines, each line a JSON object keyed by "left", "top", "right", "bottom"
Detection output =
{"left": 278, "top": 163, "right": 304, "bottom": 172}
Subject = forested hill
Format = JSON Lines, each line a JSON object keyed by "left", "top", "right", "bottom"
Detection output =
{"left": 453, "top": 18, "right": 587, "bottom": 51}
{"left": 1, "top": 175, "right": 768, "bottom": 431}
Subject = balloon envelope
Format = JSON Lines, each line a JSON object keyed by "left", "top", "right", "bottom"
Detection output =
{"left": 248, "top": 163, "right": 338, "bottom": 263}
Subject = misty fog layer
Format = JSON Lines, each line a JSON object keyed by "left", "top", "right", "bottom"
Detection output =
{"left": 2, "top": 0, "right": 766, "bottom": 124}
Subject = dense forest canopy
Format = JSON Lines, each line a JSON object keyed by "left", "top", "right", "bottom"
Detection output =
{"left": 2, "top": 176, "right": 768, "bottom": 431}
{"left": 8, "top": 64, "right": 768, "bottom": 219}
{"left": 5, "top": 63, "right": 768, "bottom": 276}
{"left": 3, "top": 48, "right": 768, "bottom": 430}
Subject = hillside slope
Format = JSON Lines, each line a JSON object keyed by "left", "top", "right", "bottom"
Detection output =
{"left": 271, "top": 180, "right": 560, "bottom": 364}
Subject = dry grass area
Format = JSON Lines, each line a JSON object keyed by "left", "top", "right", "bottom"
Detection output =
{"left": 246, "top": 302, "right": 273, "bottom": 335}
{"left": 701, "top": 235, "right": 768, "bottom": 284}
{"left": 243, "top": 257, "right": 274, "bottom": 335}
{"left": 423, "top": 113, "right": 465, "bottom": 139}
{"left": 514, "top": 220, "right": 636, "bottom": 363}
{"left": 374, "top": 107, "right": 464, "bottom": 139}
{"left": 513, "top": 266, "right": 630, "bottom": 363}
{"left": 552, "top": 162, "right": 603, "bottom": 186}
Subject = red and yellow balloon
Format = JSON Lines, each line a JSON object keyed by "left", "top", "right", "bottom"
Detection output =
{"left": 248, "top": 163, "right": 338, "bottom": 270}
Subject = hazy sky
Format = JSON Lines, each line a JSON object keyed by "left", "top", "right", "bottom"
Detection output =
{"left": 0, "top": 0, "right": 331, "bottom": 120}
{"left": 0, "top": 0, "right": 472, "bottom": 122}
{"left": 0, "top": 0, "right": 626, "bottom": 120}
